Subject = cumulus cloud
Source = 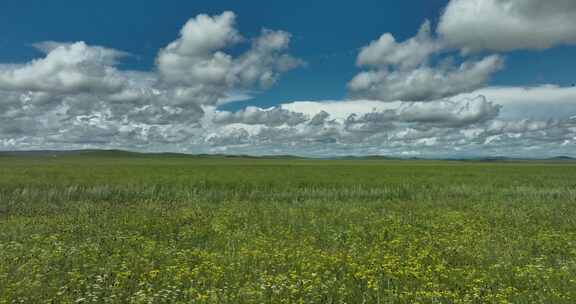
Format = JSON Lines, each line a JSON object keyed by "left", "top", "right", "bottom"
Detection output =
{"left": 231, "top": 29, "right": 304, "bottom": 88}
{"left": 0, "top": 42, "right": 127, "bottom": 94}
{"left": 334, "top": 0, "right": 575, "bottom": 156}
{"left": 348, "top": 0, "right": 576, "bottom": 103}
{"left": 342, "top": 96, "right": 500, "bottom": 134}
{"left": 458, "top": 85, "right": 576, "bottom": 120}
{"left": 156, "top": 11, "right": 303, "bottom": 106}
{"left": 349, "top": 16, "right": 503, "bottom": 102}
{"left": 357, "top": 21, "right": 439, "bottom": 70}
{"left": 200, "top": 88, "right": 575, "bottom": 157}
{"left": 213, "top": 106, "right": 308, "bottom": 127}
{"left": 0, "top": 11, "right": 302, "bottom": 150}
{"left": 349, "top": 55, "right": 503, "bottom": 101}
{"left": 438, "top": 0, "right": 576, "bottom": 52}
{"left": 0, "top": 9, "right": 574, "bottom": 158}
{"left": 397, "top": 96, "right": 501, "bottom": 127}
{"left": 2, "top": 84, "right": 575, "bottom": 157}
{"left": 156, "top": 11, "right": 240, "bottom": 87}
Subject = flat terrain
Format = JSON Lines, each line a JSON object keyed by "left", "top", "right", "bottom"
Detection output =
{"left": 1, "top": 153, "right": 575, "bottom": 303}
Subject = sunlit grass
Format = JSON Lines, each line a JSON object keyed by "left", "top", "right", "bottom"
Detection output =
{"left": 1, "top": 155, "right": 575, "bottom": 303}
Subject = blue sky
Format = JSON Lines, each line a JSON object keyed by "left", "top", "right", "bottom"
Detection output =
{"left": 0, "top": 0, "right": 575, "bottom": 157}
{"left": 1, "top": 1, "right": 450, "bottom": 106}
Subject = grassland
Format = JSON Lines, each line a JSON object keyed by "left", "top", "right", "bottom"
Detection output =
{"left": 0, "top": 152, "right": 575, "bottom": 303}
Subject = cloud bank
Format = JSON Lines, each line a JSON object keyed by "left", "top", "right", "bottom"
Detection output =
{"left": 438, "top": 0, "right": 576, "bottom": 52}
{"left": 348, "top": 19, "right": 504, "bottom": 102}
{"left": 0, "top": 7, "right": 575, "bottom": 158}
{"left": 201, "top": 91, "right": 576, "bottom": 157}
{"left": 0, "top": 12, "right": 305, "bottom": 153}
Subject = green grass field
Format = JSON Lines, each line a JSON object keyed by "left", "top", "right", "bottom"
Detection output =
{"left": 1, "top": 154, "right": 576, "bottom": 303}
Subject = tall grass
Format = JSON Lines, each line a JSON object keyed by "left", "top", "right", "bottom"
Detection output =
{"left": 1, "top": 156, "right": 575, "bottom": 303}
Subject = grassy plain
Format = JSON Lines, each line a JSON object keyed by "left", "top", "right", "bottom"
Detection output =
{"left": 0, "top": 152, "right": 575, "bottom": 303}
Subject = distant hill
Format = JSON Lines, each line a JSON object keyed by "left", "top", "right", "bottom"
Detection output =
{"left": 548, "top": 156, "right": 575, "bottom": 161}
{"left": 0, "top": 149, "right": 574, "bottom": 161}
{"left": 0, "top": 149, "right": 142, "bottom": 158}
{"left": 0, "top": 149, "right": 306, "bottom": 160}
{"left": 453, "top": 156, "right": 576, "bottom": 162}
{"left": 335, "top": 155, "right": 401, "bottom": 160}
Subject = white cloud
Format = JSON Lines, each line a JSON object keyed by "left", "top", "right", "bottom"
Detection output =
{"left": 438, "top": 0, "right": 576, "bottom": 52}
{"left": 349, "top": 16, "right": 503, "bottom": 102}
{"left": 165, "top": 11, "right": 241, "bottom": 58}
{"left": 397, "top": 96, "right": 501, "bottom": 127}
{"left": 349, "top": 55, "right": 503, "bottom": 101}
{"left": 0, "top": 42, "right": 127, "bottom": 94}
{"left": 156, "top": 12, "right": 239, "bottom": 87}
{"left": 458, "top": 85, "right": 576, "bottom": 119}
{"left": 213, "top": 106, "right": 308, "bottom": 126}
{"left": 231, "top": 29, "right": 304, "bottom": 88}
{"left": 349, "top": 0, "right": 576, "bottom": 104}
{"left": 2, "top": 86, "right": 575, "bottom": 156}
{"left": 357, "top": 21, "right": 439, "bottom": 70}
{"left": 200, "top": 86, "right": 575, "bottom": 157}
{"left": 0, "top": 11, "right": 303, "bottom": 150}
{"left": 156, "top": 12, "right": 303, "bottom": 106}
{"left": 204, "top": 96, "right": 496, "bottom": 149}
{"left": 281, "top": 99, "right": 400, "bottom": 120}
{"left": 0, "top": 9, "right": 574, "bottom": 158}
{"left": 280, "top": 96, "right": 500, "bottom": 130}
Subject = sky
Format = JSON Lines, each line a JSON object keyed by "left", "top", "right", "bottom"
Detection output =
{"left": 0, "top": 0, "right": 575, "bottom": 157}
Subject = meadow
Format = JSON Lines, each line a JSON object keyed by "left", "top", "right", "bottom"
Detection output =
{"left": 0, "top": 152, "right": 575, "bottom": 303}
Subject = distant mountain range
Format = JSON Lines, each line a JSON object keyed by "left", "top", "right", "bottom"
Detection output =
{"left": 0, "top": 149, "right": 306, "bottom": 160}
{"left": 0, "top": 149, "right": 574, "bottom": 161}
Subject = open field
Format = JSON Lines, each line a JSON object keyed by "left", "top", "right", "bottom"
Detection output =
{"left": 1, "top": 153, "right": 576, "bottom": 303}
